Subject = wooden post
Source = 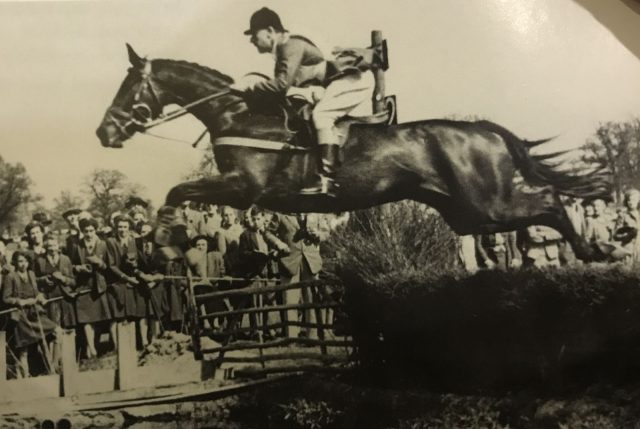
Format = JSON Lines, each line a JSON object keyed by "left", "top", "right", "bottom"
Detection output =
{"left": 61, "top": 329, "right": 79, "bottom": 397}
{"left": 371, "top": 30, "right": 386, "bottom": 113}
{"left": 0, "top": 331, "right": 6, "bottom": 382}
{"left": 116, "top": 321, "right": 137, "bottom": 390}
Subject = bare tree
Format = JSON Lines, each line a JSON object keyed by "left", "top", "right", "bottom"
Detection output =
{"left": 580, "top": 118, "right": 640, "bottom": 202}
{"left": 83, "top": 169, "right": 144, "bottom": 224}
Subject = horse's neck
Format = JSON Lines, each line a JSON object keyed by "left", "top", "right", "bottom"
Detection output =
{"left": 153, "top": 60, "right": 244, "bottom": 134}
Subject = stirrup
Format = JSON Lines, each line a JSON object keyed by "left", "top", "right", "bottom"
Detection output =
{"left": 299, "top": 175, "right": 337, "bottom": 197}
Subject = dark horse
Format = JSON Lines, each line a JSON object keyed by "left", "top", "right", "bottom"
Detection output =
{"left": 97, "top": 45, "right": 611, "bottom": 261}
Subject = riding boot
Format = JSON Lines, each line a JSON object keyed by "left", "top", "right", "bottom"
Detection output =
{"left": 300, "top": 144, "right": 340, "bottom": 197}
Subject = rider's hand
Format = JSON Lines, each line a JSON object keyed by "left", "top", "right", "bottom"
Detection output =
{"left": 229, "top": 83, "right": 247, "bottom": 94}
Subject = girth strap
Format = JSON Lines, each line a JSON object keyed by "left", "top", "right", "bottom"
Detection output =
{"left": 213, "top": 137, "right": 308, "bottom": 152}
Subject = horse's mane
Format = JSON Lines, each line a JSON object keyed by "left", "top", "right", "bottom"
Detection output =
{"left": 154, "top": 58, "right": 234, "bottom": 85}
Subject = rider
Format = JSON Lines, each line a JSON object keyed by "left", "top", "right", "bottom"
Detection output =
{"left": 235, "top": 7, "right": 375, "bottom": 197}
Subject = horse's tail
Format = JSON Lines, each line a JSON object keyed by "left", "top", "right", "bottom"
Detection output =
{"left": 477, "top": 120, "right": 612, "bottom": 199}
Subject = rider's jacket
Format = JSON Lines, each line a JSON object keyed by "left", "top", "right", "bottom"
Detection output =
{"left": 250, "top": 33, "right": 327, "bottom": 98}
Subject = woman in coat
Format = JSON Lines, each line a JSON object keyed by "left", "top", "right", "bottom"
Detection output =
{"left": 3, "top": 251, "right": 58, "bottom": 378}
{"left": 69, "top": 218, "right": 112, "bottom": 358}
{"left": 105, "top": 215, "right": 148, "bottom": 349}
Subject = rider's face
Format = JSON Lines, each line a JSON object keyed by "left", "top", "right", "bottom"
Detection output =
{"left": 251, "top": 28, "right": 275, "bottom": 53}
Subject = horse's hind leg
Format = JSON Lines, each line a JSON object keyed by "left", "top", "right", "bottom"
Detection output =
{"left": 505, "top": 188, "right": 594, "bottom": 262}
{"left": 539, "top": 201, "right": 594, "bottom": 262}
{"left": 155, "top": 172, "right": 256, "bottom": 245}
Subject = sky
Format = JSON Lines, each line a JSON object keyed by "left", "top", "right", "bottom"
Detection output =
{"left": 1, "top": 0, "right": 639, "bottom": 208}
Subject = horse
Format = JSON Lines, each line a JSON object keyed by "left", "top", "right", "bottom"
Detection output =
{"left": 96, "top": 45, "right": 611, "bottom": 261}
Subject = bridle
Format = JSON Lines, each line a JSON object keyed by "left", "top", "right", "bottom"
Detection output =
{"left": 104, "top": 60, "right": 233, "bottom": 142}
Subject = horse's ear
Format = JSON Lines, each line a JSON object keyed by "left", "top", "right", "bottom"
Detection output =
{"left": 126, "top": 43, "right": 144, "bottom": 68}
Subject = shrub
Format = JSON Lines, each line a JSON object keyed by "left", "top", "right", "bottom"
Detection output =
{"left": 326, "top": 201, "right": 460, "bottom": 289}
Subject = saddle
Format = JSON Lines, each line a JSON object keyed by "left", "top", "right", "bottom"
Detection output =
{"left": 213, "top": 96, "right": 397, "bottom": 152}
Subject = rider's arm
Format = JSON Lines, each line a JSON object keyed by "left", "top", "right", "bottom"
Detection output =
{"left": 251, "top": 39, "right": 305, "bottom": 96}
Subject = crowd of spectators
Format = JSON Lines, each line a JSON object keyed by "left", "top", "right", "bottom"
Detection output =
{"left": 458, "top": 191, "right": 640, "bottom": 272}
{"left": 0, "top": 197, "right": 345, "bottom": 378}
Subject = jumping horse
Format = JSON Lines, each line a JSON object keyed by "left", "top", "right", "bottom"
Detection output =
{"left": 96, "top": 45, "right": 611, "bottom": 261}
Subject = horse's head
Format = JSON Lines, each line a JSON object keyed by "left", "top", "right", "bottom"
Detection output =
{"left": 96, "top": 44, "right": 166, "bottom": 148}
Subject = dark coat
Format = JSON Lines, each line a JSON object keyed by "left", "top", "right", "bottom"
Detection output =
{"left": 68, "top": 238, "right": 111, "bottom": 324}
{"left": 34, "top": 253, "right": 77, "bottom": 328}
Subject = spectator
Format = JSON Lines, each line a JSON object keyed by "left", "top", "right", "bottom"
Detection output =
{"left": 124, "top": 196, "right": 148, "bottom": 214}
{"left": 25, "top": 222, "right": 46, "bottom": 260}
{"left": 202, "top": 204, "right": 222, "bottom": 241}
{"left": 162, "top": 224, "right": 190, "bottom": 331}
{"left": 216, "top": 206, "right": 244, "bottom": 272}
{"left": 34, "top": 233, "right": 77, "bottom": 332}
{"left": 475, "top": 232, "right": 521, "bottom": 270}
{"left": 134, "top": 227, "right": 165, "bottom": 346}
{"left": 105, "top": 215, "right": 145, "bottom": 348}
{"left": 178, "top": 200, "right": 205, "bottom": 238}
{"left": 3, "top": 250, "right": 59, "bottom": 378}
{"left": 585, "top": 199, "right": 613, "bottom": 243}
{"left": 273, "top": 213, "right": 330, "bottom": 339}
{"left": 234, "top": 209, "right": 288, "bottom": 339}
{"left": 187, "top": 235, "right": 228, "bottom": 331}
{"left": 130, "top": 209, "right": 148, "bottom": 238}
{"left": 69, "top": 218, "right": 112, "bottom": 358}
{"left": 32, "top": 212, "right": 52, "bottom": 234}
{"left": 522, "top": 225, "right": 563, "bottom": 268}
{"left": 62, "top": 208, "right": 82, "bottom": 255}
{"left": 614, "top": 188, "right": 640, "bottom": 265}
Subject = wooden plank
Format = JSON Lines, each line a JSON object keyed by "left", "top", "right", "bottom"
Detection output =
{"left": 201, "top": 302, "right": 341, "bottom": 319}
{"left": 0, "top": 331, "right": 6, "bottom": 382}
{"left": 74, "top": 369, "right": 117, "bottom": 396}
{"left": 126, "top": 363, "right": 202, "bottom": 390}
{"left": 195, "top": 281, "right": 316, "bottom": 301}
{"left": 235, "top": 365, "right": 351, "bottom": 378}
{"left": 221, "top": 353, "right": 347, "bottom": 364}
{"left": 0, "top": 374, "right": 60, "bottom": 403}
{"left": 202, "top": 337, "right": 353, "bottom": 354}
{"left": 61, "top": 329, "right": 79, "bottom": 397}
{"left": 116, "top": 321, "right": 137, "bottom": 391}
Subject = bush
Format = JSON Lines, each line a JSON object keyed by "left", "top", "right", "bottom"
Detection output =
{"left": 326, "top": 201, "right": 460, "bottom": 288}
{"left": 340, "top": 264, "right": 640, "bottom": 390}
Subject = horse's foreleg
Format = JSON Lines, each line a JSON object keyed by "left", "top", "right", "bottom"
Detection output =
{"left": 155, "top": 173, "right": 256, "bottom": 246}
{"left": 165, "top": 172, "right": 256, "bottom": 208}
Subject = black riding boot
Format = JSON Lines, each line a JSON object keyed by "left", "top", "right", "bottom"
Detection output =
{"left": 299, "top": 144, "right": 340, "bottom": 197}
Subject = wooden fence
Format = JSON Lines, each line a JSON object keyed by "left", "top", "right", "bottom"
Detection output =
{"left": 0, "top": 275, "right": 352, "bottom": 406}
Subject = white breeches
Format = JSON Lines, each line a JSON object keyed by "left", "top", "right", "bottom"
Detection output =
{"left": 312, "top": 71, "right": 375, "bottom": 146}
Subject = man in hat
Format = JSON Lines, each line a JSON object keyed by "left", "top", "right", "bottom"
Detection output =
{"left": 62, "top": 208, "right": 82, "bottom": 255}
{"left": 236, "top": 7, "right": 375, "bottom": 197}
{"left": 124, "top": 196, "right": 148, "bottom": 212}
{"left": 32, "top": 212, "right": 52, "bottom": 234}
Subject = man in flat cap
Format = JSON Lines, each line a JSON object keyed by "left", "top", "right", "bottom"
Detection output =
{"left": 237, "top": 7, "right": 375, "bottom": 197}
